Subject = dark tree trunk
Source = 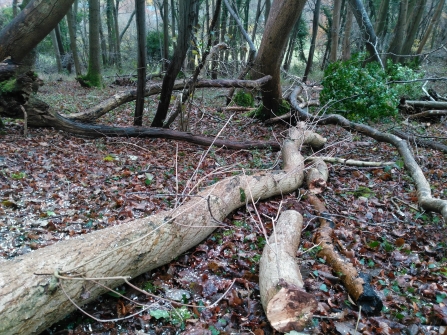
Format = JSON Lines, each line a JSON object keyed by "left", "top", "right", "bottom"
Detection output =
{"left": 134, "top": 0, "right": 147, "bottom": 126}
{"left": 303, "top": 0, "right": 321, "bottom": 82}
{"left": 67, "top": 5, "right": 82, "bottom": 75}
{"left": 151, "top": 0, "right": 200, "bottom": 127}
{"left": 0, "top": 0, "right": 76, "bottom": 62}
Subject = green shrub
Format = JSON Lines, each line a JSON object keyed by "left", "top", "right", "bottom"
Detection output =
{"left": 147, "top": 31, "right": 163, "bottom": 59}
{"left": 320, "top": 54, "right": 422, "bottom": 121}
{"left": 234, "top": 90, "right": 254, "bottom": 107}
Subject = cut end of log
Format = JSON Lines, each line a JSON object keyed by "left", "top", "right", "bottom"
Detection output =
{"left": 266, "top": 286, "right": 318, "bottom": 332}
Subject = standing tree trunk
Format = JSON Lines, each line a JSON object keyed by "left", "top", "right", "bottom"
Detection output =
{"left": 0, "top": 0, "right": 76, "bottom": 62}
{"left": 249, "top": 0, "right": 306, "bottom": 120}
{"left": 347, "top": 0, "right": 382, "bottom": 65}
{"left": 400, "top": 0, "right": 427, "bottom": 59}
{"left": 67, "top": 5, "right": 82, "bottom": 76}
{"left": 83, "top": 0, "right": 102, "bottom": 87}
{"left": 416, "top": 0, "right": 445, "bottom": 54}
{"left": 162, "top": 0, "right": 170, "bottom": 71}
{"left": 134, "top": 0, "right": 147, "bottom": 126}
{"left": 303, "top": 0, "right": 321, "bottom": 82}
{"left": 330, "top": 0, "right": 342, "bottom": 62}
{"left": 387, "top": 0, "right": 408, "bottom": 63}
{"left": 151, "top": 0, "right": 199, "bottom": 127}
{"left": 342, "top": 5, "right": 354, "bottom": 60}
{"left": 50, "top": 29, "right": 63, "bottom": 72}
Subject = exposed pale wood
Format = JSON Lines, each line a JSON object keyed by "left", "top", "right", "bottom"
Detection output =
{"left": 305, "top": 158, "right": 328, "bottom": 194}
{"left": 259, "top": 210, "right": 318, "bottom": 332}
{"left": 306, "top": 156, "right": 395, "bottom": 167}
{"left": 0, "top": 125, "right": 314, "bottom": 335}
{"left": 309, "top": 195, "right": 383, "bottom": 314}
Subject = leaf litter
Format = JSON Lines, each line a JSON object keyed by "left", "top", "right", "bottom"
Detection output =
{"left": 1, "top": 79, "right": 447, "bottom": 334}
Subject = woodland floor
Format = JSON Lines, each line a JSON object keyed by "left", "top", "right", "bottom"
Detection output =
{"left": 1, "top": 77, "right": 447, "bottom": 335}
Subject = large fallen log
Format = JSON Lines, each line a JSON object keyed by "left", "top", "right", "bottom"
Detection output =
{"left": 65, "top": 76, "right": 271, "bottom": 122}
{"left": 0, "top": 125, "right": 323, "bottom": 335}
{"left": 288, "top": 87, "right": 447, "bottom": 221}
{"left": 308, "top": 195, "right": 383, "bottom": 314}
{"left": 259, "top": 210, "right": 318, "bottom": 332}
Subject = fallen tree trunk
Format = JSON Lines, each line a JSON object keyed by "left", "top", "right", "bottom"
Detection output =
{"left": 308, "top": 195, "right": 383, "bottom": 314}
{"left": 259, "top": 210, "right": 318, "bottom": 332}
{"left": 0, "top": 124, "right": 321, "bottom": 334}
{"left": 66, "top": 76, "right": 271, "bottom": 122}
{"left": 391, "top": 129, "right": 447, "bottom": 154}
{"left": 289, "top": 87, "right": 447, "bottom": 220}
{"left": 405, "top": 100, "right": 447, "bottom": 109}
{"left": 407, "top": 109, "right": 447, "bottom": 119}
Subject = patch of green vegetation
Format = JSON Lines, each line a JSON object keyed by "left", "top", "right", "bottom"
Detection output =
{"left": 10, "top": 171, "right": 26, "bottom": 179}
{"left": 320, "top": 53, "right": 423, "bottom": 121}
{"left": 234, "top": 90, "right": 254, "bottom": 107}
{"left": 351, "top": 186, "right": 375, "bottom": 198}
{"left": 0, "top": 78, "right": 17, "bottom": 94}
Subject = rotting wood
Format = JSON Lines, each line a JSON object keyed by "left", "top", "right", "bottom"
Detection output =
{"left": 0, "top": 125, "right": 325, "bottom": 335}
{"left": 308, "top": 194, "right": 383, "bottom": 314}
{"left": 259, "top": 210, "right": 318, "bottom": 332}
{"left": 405, "top": 100, "right": 447, "bottom": 109}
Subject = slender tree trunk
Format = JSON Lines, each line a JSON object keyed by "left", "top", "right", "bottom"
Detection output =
{"left": 85, "top": 0, "right": 102, "bottom": 87}
{"left": 330, "top": 0, "right": 342, "bottom": 62}
{"left": 374, "top": 0, "right": 390, "bottom": 40}
{"left": 342, "top": 5, "right": 353, "bottom": 60}
{"left": 135, "top": 0, "right": 147, "bottom": 126}
{"left": 99, "top": 22, "right": 108, "bottom": 66}
{"left": 417, "top": 0, "right": 445, "bottom": 54}
{"left": 67, "top": 5, "right": 82, "bottom": 76}
{"left": 303, "top": 0, "right": 321, "bottom": 82}
{"left": 12, "top": 0, "right": 18, "bottom": 17}
{"left": 400, "top": 0, "right": 426, "bottom": 60}
{"left": 162, "top": 0, "right": 170, "bottom": 71}
{"left": 106, "top": 0, "right": 116, "bottom": 66}
{"left": 50, "top": 29, "right": 63, "bottom": 72}
{"left": 251, "top": 0, "right": 263, "bottom": 42}
{"left": 170, "top": 0, "right": 176, "bottom": 49}
{"left": 347, "top": 0, "right": 382, "bottom": 65}
{"left": 387, "top": 0, "right": 408, "bottom": 63}
{"left": 264, "top": 0, "right": 271, "bottom": 23}
{"left": 113, "top": 0, "right": 121, "bottom": 70}
{"left": 151, "top": 0, "right": 199, "bottom": 127}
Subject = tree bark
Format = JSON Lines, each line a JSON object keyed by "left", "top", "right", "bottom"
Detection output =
{"left": 67, "top": 5, "right": 82, "bottom": 76}
{"left": 387, "top": 0, "right": 408, "bottom": 63}
{"left": 0, "top": 0, "right": 75, "bottom": 62}
{"left": 83, "top": 0, "right": 102, "bottom": 87}
{"left": 416, "top": 0, "right": 445, "bottom": 54}
{"left": 342, "top": 5, "right": 354, "bottom": 60}
{"left": 330, "top": 0, "right": 342, "bottom": 62}
{"left": 0, "top": 127, "right": 311, "bottom": 335}
{"left": 303, "top": 0, "right": 321, "bottom": 82}
{"left": 346, "top": 0, "right": 382, "bottom": 65}
{"left": 50, "top": 29, "right": 63, "bottom": 73}
{"left": 249, "top": 0, "right": 306, "bottom": 119}
{"left": 134, "top": 0, "right": 147, "bottom": 126}
{"left": 151, "top": 0, "right": 199, "bottom": 127}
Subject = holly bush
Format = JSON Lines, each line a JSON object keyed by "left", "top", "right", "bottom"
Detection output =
{"left": 320, "top": 54, "right": 422, "bottom": 121}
